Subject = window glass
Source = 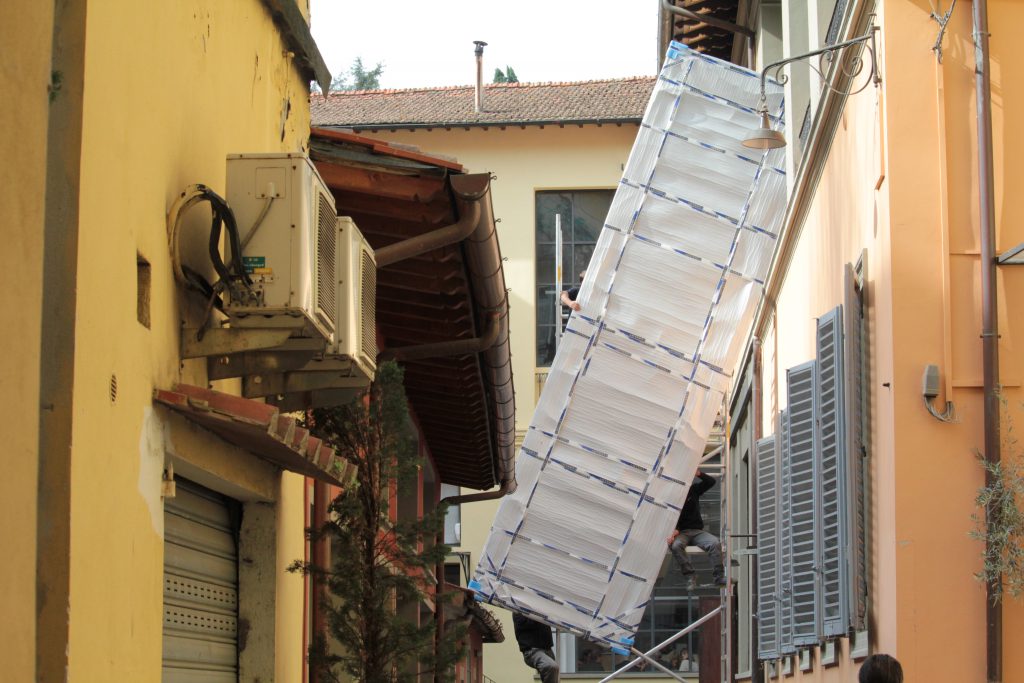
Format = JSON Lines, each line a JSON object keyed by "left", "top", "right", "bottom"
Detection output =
{"left": 535, "top": 190, "right": 613, "bottom": 367}
{"left": 441, "top": 483, "right": 461, "bottom": 546}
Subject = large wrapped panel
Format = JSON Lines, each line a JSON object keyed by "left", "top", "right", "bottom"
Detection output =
{"left": 471, "top": 43, "right": 786, "bottom": 651}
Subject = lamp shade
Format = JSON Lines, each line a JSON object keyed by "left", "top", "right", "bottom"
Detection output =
{"left": 742, "top": 111, "right": 786, "bottom": 149}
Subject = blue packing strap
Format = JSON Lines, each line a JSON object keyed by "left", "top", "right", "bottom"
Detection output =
{"left": 611, "top": 636, "right": 636, "bottom": 656}
{"left": 467, "top": 579, "right": 485, "bottom": 601}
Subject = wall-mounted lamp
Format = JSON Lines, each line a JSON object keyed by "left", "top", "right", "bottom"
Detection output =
{"left": 743, "top": 27, "right": 882, "bottom": 149}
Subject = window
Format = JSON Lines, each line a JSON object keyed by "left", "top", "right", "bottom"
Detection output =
{"left": 755, "top": 287, "right": 869, "bottom": 660}
{"left": 441, "top": 483, "right": 461, "bottom": 546}
{"left": 535, "top": 190, "right": 613, "bottom": 367}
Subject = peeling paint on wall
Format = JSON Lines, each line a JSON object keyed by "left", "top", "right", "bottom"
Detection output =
{"left": 138, "top": 406, "right": 166, "bottom": 537}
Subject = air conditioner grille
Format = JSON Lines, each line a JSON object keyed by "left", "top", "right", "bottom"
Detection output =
{"left": 361, "top": 249, "right": 377, "bottom": 360}
{"left": 316, "top": 192, "right": 337, "bottom": 329}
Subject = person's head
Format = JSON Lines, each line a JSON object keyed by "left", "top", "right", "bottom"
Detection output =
{"left": 859, "top": 654, "right": 903, "bottom": 683}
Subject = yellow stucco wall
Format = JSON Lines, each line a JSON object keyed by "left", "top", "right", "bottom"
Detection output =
{"left": 0, "top": 3, "right": 53, "bottom": 681}
{"left": 762, "top": 1, "right": 1024, "bottom": 681}
{"left": 63, "top": 1, "right": 312, "bottom": 679}
{"left": 354, "top": 124, "right": 639, "bottom": 679}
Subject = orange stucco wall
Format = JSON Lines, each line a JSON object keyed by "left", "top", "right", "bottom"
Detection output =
{"left": 762, "top": 1, "right": 1024, "bottom": 681}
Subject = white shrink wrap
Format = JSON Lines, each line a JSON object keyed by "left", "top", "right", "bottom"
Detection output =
{"left": 470, "top": 42, "right": 786, "bottom": 653}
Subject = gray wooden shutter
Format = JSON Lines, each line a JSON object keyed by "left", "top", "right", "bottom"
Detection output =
{"left": 844, "top": 263, "right": 869, "bottom": 631}
{"left": 778, "top": 409, "right": 796, "bottom": 655}
{"left": 163, "top": 479, "right": 239, "bottom": 683}
{"left": 756, "top": 433, "right": 780, "bottom": 660}
{"left": 786, "top": 361, "right": 821, "bottom": 645}
{"left": 817, "top": 306, "right": 849, "bottom": 637}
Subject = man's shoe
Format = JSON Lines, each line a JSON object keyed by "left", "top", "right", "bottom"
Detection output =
{"left": 713, "top": 576, "right": 727, "bottom": 586}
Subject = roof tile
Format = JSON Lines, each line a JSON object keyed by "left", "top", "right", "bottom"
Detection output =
{"left": 311, "top": 76, "right": 655, "bottom": 129}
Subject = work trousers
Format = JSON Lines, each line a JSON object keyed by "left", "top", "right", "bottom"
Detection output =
{"left": 522, "top": 647, "right": 560, "bottom": 683}
{"left": 670, "top": 529, "right": 724, "bottom": 578}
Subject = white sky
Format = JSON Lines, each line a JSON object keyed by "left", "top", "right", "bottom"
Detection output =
{"left": 309, "top": 0, "right": 660, "bottom": 90}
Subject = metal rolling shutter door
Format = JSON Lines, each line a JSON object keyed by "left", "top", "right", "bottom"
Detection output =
{"left": 162, "top": 479, "right": 239, "bottom": 683}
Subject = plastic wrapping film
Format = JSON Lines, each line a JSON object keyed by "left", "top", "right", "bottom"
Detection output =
{"left": 470, "top": 42, "right": 787, "bottom": 653}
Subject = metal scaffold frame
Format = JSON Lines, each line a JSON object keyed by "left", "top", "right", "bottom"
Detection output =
{"left": 598, "top": 392, "right": 736, "bottom": 683}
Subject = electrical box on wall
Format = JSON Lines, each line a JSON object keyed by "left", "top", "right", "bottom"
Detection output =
{"left": 225, "top": 153, "right": 337, "bottom": 343}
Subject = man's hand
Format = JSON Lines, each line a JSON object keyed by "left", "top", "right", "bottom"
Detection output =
{"left": 667, "top": 529, "right": 680, "bottom": 546}
{"left": 569, "top": 301, "right": 581, "bottom": 311}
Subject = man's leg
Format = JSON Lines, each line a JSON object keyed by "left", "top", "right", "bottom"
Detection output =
{"left": 523, "top": 647, "right": 560, "bottom": 683}
{"left": 671, "top": 532, "right": 697, "bottom": 588}
{"left": 691, "top": 530, "right": 725, "bottom": 582}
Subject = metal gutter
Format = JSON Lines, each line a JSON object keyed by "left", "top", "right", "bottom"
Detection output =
{"left": 973, "top": 0, "right": 1001, "bottom": 679}
{"left": 452, "top": 173, "right": 516, "bottom": 497}
{"left": 333, "top": 117, "right": 645, "bottom": 133}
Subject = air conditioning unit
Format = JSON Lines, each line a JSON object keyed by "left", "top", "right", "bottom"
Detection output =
{"left": 329, "top": 216, "right": 377, "bottom": 382}
{"left": 224, "top": 153, "right": 337, "bottom": 343}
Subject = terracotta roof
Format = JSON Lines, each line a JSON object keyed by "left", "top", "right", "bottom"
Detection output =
{"left": 153, "top": 384, "right": 354, "bottom": 486}
{"left": 311, "top": 77, "right": 655, "bottom": 130}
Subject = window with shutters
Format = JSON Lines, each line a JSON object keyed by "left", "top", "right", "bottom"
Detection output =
{"left": 756, "top": 433, "right": 780, "bottom": 660}
{"left": 778, "top": 409, "right": 796, "bottom": 655}
{"left": 755, "top": 271, "right": 871, "bottom": 661}
{"left": 817, "top": 307, "right": 850, "bottom": 636}
{"left": 845, "top": 258, "right": 870, "bottom": 632}
{"left": 786, "top": 361, "right": 821, "bottom": 645}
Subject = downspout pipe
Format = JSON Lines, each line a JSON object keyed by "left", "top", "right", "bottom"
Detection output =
{"left": 750, "top": 336, "right": 764, "bottom": 683}
{"left": 373, "top": 200, "right": 482, "bottom": 268}
{"left": 382, "top": 312, "right": 501, "bottom": 362}
{"left": 973, "top": 1, "right": 1001, "bottom": 680}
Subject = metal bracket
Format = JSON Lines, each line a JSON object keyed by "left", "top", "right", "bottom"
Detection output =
{"left": 244, "top": 369, "right": 369, "bottom": 398}
{"left": 208, "top": 348, "right": 323, "bottom": 380}
{"left": 180, "top": 328, "right": 294, "bottom": 359}
{"left": 267, "top": 388, "right": 363, "bottom": 412}
{"left": 997, "top": 241, "right": 1024, "bottom": 265}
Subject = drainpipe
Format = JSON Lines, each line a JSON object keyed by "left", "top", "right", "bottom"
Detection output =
{"left": 382, "top": 312, "right": 501, "bottom": 362}
{"left": 373, "top": 200, "right": 482, "bottom": 268}
{"left": 310, "top": 480, "right": 331, "bottom": 683}
{"left": 474, "top": 41, "right": 487, "bottom": 113}
{"left": 973, "top": 1, "right": 1001, "bottom": 681}
{"left": 750, "top": 337, "right": 764, "bottom": 683}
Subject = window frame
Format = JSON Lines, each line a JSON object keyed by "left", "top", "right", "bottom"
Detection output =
{"left": 534, "top": 189, "right": 614, "bottom": 368}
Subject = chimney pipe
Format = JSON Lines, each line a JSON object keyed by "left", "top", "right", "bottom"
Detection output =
{"left": 473, "top": 40, "right": 487, "bottom": 113}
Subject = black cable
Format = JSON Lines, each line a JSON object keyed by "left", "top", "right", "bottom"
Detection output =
{"left": 199, "top": 186, "right": 252, "bottom": 290}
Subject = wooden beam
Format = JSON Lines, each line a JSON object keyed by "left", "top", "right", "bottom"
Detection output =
{"left": 313, "top": 161, "right": 448, "bottom": 203}
{"left": 258, "top": 0, "right": 331, "bottom": 93}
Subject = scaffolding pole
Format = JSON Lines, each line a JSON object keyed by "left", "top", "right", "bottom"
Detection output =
{"left": 599, "top": 606, "right": 723, "bottom": 683}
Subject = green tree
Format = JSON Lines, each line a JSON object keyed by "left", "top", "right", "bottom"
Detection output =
{"left": 290, "top": 361, "right": 465, "bottom": 682}
{"left": 329, "top": 56, "right": 385, "bottom": 92}
{"left": 971, "top": 401, "right": 1024, "bottom": 601}
{"left": 492, "top": 66, "right": 519, "bottom": 84}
